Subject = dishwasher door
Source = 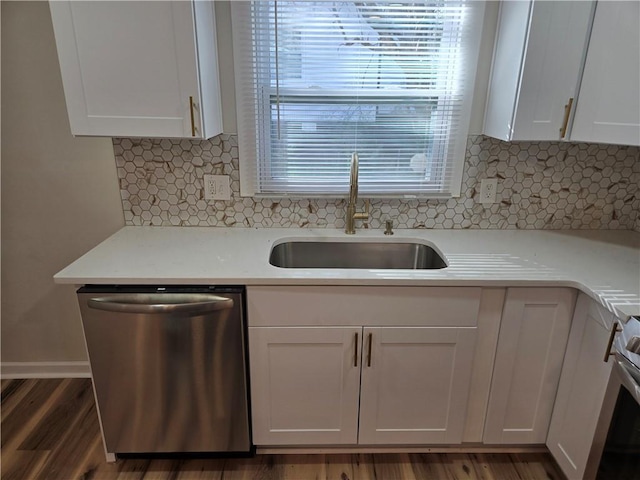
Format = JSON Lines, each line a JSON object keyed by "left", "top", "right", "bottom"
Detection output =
{"left": 78, "top": 286, "right": 250, "bottom": 454}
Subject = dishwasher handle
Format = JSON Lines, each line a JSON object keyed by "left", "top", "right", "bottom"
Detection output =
{"left": 87, "top": 294, "right": 234, "bottom": 315}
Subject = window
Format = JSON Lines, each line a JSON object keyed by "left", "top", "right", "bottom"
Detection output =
{"left": 232, "top": 1, "right": 484, "bottom": 197}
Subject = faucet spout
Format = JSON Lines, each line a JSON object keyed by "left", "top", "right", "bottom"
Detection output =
{"left": 349, "top": 152, "right": 359, "bottom": 206}
{"left": 345, "top": 152, "right": 369, "bottom": 234}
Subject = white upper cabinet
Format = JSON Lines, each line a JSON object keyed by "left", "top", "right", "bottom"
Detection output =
{"left": 49, "top": 1, "right": 222, "bottom": 138}
{"left": 484, "top": 1, "right": 593, "bottom": 142}
{"left": 484, "top": 0, "right": 639, "bottom": 146}
{"left": 571, "top": 1, "right": 640, "bottom": 146}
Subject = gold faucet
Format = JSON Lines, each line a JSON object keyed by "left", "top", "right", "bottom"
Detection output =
{"left": 345, "top": 153, "right": 370, "bottom": 234}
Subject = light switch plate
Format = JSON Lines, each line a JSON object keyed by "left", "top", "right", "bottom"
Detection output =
{"left": 204, "top": 174, "right": 231, "bottom": 201}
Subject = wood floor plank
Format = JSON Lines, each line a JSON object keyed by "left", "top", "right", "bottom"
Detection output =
{"left": 510, "top": 452, "right": 564, "bottom": 480}
{"left": 223, "top": 454, "right": 281, "bottom": 480}
{"left": 441, "top": 453, "right": 483, "bottom": 479}
{"left": 1, "top": 378, "right": 70, "bottom": 450}
{"left": 138, "top": 459, "right": 185, "bottom": 480}
{"left": 173, "top": 458, "right": 225, "bottom": 480}
{"left": 69, "top": 433, "right": 118, "bottom": 480}
{"left": 478, "top": 453, "right": 533, "bottom": 480}
{"left": 1, "top": 378, "right": 36, "bottom": 422}
{"left": 33, "top": 397, "right": 102, "bottom": 479}
{"left": 325, "top": 453, "right": 371, "bottom": 480}
{"left": 324, "top": 453, "right": 352, "bottom": 480}
{"left": 465, "top": 453, "right": 500, "bottom": 480}
{"left": 372, "top": 453, "right": 417, "bottom": 480}
{"left": 278, "top": 454, "right": 328, "bottom": 480}
{"left": 1, "top": 379, "right": 27, "bottom": 403}
{"left": 0, "top": 379, "right": 568, "bottom": 480}
{"left": 114, "top": 459, "right": 152, "bottom": 480}
{"left": 352, "top": 453, "right": 379, "bottom": 480}
{"left": 407, "top": 453, "right": 452, "bottom": 480}
{"left": 20, "top": 377, "right": 94, "bottom": 450}
{"left": 0, "top": 448, "right": 51, "bottom": 480}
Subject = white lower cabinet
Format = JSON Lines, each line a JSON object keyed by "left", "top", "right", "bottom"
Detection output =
{"left": 247, "top": 286, "right": 483, "bottom": 446}
{"left": 249, "top": 327, "right": 361, "bottom": 445}
{"left": 250, "top": 325, "right": 477, "bottom": 446}
{"left": 248, "top": 286, "right": 586, "bottom": 448}
{"left": 358, "top": 327, "right": 477, "bottom": 445}
{"left": 483, "top": 288, "right": 576, "bottom": 444}
{"left": 546, "top": 293, "right": 616, "bottom": 480}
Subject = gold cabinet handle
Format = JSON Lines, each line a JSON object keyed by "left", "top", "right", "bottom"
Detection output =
{"left": 604, "top": 321, "right": 621, "bottom": 362}
{"left": 559, "top": 97, "right": 574, "bottom": 139}
{"left": 354, "top": 332, "right": 359, "bottom": 367}
{"left": 189, "top": 96, "right": 197, "bottom": 137}
{"left": 367, "top": 333, "right": 373, "bottom": 367}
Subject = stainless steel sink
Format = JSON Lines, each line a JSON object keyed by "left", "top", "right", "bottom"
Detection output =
{"left": 269, "top": 241, "right": 447, "bottom": 270}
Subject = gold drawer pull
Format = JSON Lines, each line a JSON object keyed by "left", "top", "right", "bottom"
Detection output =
{"left": 559, "top": 97, "right": 574, "bottom": 139}
{"left": 604, "top": 322, "right": 621, "bottom": 363}
{"left": 189, "top": 96, "right": 197, "bottom": 137}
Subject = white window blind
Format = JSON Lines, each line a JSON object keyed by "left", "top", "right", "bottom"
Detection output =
{"left": 232, "top": 1, "right": 484, "bottom": 197}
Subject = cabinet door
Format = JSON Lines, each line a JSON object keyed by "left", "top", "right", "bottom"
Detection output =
{"left": 547, "top": 294, "right": 615, "bottom": 480}
{"left": 484, "top": 1, "right": 593, "bottom": 141}
{"left": 358, "top": 327, "right": 477, "bottom": 444}
{"left": 249, "top": 326, "right": 361, "bottom": 445}
{"left": 512, "top": 1, "right": 594, "bottom": 141}
{"left": 570, "top": 2, "right": 640, "bottom": 146}
{"left": 50, "top": 1, "right": 219, "bottom": 138}
{"left": 484, "top": 288, "right": 575, "bottom": 444}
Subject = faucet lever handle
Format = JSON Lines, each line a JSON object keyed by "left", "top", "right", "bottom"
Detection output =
{"left": 363, "top": 200, "right": 370, "bottom": 229}
{"left": 354, "top": 199, "right": 370, "bottom": 220}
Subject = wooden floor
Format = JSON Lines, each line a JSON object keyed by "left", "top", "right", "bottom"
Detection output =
{"left": 1, "top": 378, "right": 566, "bottom": 480}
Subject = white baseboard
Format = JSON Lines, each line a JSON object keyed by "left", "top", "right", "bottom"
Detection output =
{"left": 0, "top": 361, "right": 91, "bottom": 379}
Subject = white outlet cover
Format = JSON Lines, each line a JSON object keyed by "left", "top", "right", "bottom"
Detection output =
{"left": 479, "top": 178, "right": 498, "bottom": 205}
{"left": 204, "top": 174, "right": 231, "bottom": 201}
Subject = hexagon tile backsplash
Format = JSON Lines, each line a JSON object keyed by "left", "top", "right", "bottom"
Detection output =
{"left": 114, "top": 135, "right": 639, "bottom": 230}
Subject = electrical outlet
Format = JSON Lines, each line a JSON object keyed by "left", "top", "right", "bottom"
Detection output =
{"left": 204, "top": 174, "right": 231, "bottom": 201}
{"left": 479, "top": 178, "right": 498, "bottom": 205}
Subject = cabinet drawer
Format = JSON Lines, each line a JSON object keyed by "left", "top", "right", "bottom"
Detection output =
{"left": 246, "top": 286, "right": 482, "bottom": 327}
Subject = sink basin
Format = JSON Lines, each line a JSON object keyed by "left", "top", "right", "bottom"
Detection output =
{"left": 269, "top": 241, "right": 447, "bottom": 270}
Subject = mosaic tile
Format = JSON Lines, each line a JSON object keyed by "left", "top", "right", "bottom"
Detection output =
{"left": 113, "top": 135, "right": 640, "bottom": 230}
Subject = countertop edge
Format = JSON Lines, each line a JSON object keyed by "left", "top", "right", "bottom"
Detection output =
{"left": 52, "top": 227, "right": 640, "bottom": 321}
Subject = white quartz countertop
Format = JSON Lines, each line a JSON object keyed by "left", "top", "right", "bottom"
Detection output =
{"left": 54, "top": 227, "right": 640, "bottom": 320}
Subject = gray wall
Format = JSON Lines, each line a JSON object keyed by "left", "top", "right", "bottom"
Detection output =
{"left": 1, "top": 2, "right": 124, "bottom": 364}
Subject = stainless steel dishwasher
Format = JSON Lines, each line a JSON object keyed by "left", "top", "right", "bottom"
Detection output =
{"left": 77, "top": 286, "right": 251, "bottom": 457}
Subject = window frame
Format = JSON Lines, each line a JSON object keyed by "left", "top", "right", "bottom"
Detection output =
{"left": 231, "top": 0, "right": 485, "bottom": 199}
